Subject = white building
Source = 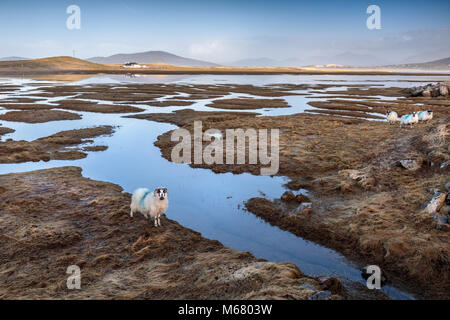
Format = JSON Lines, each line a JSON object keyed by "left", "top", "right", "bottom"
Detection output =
{"left": 122, "top": 62, "right": 148, "bottom": 69}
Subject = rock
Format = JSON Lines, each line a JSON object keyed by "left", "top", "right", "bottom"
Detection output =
{"left": 299, "top": 284, "right": 316, "bottom": 291}
{"left": 446, "top": 193, "right": 450, "bottom": 206}
{"left": 431, "top": 87, "right": 441, "bottom": 97}
{"left": 422, "top": 90, "right": 431, "bottom": 97}
{"left": 281, "top": 191, "right": 295, "bottom": 202}
{"left": 426, "top": 188, "right": 440, "bottom": 195}
{"left": 294, "top": 202, "right": 312, "bottom": 215}
{"left": 398, "top": 159, "right": 421, "bottom": 171}
{"left": 440, "top": 160, "right": 450, "bottom": 169}
{"left": 411, "top": 88, "right": 423, "bottom": 97}
{"left": 404, "top": 83, "right": 449, "bottom": 98}
{"left": 319, "top": 276, "right": 345, "bottom": 295}
{"left": 339, "top": 168, "right": 376, "bottom": 189}
{"left": 427, "top": 150, "right": 436, "bottom": 157}
{"left": 422, "top": 192, "right": 447, "bottom": 216}
{"left": 445, "top": 182, "right": 450, "bottom": 192}
{"left": 295, "top": 194, "right": 310, "bottom": 203}
{"left": 309, "top": 290, "right": 331, "bottom": 300}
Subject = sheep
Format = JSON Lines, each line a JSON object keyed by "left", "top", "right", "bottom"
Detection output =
{"left": 385, "top": 110, "right": 399, "bottom": 124}
{"left": 400, "top": 112, "right": 418, "bottom": 128}
{"left": 130, "top": 188, "right": 169, "bottom": 227}
{"left": 417, "top": 110, "right": 433, "bottom": 122}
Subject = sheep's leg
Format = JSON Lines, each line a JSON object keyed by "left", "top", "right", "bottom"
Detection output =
{"left": 130, "top": 210, "right": 134, "bottom": 217}
{"left": 154, "top": 216, "right": 158, "bottom": 227}
{"left": 157, "top": 214, "right": 161, "bottom": 227}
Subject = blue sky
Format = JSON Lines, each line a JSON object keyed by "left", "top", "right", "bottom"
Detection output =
{"left": 0, "top": 0, "right": 449, "bottom": 64}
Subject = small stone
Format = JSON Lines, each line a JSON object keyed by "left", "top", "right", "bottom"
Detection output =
{"left": 398, "top": 159, "right": 421, "bottom": 171}
{"left": 426, "top": 188, "right": 440, "bottom": 195}
{"left": 309, "top": 290, "right": 331, "bottom": 300}
{"left": 319, "top": 276, "right": 345, "bottom": 295}
{"left": 281, "top": 191, "right": 295, "bottom": 202}
{"left": 440, "top": 160, "right": 450, "bottom": 169}
{"left": 445, "top": 183, "right": 450, "bottom": 192}
{"left": 294, "top": 202, "right": 312, "bottom": 215}
{"left": 440, "top": 86, "right": 449, "bottom": 96}
{"left": 422, "top": 90, "right": 431, "bottom": 97}
{"left": 422, "top": 192, "right": 447, "bottom": 216}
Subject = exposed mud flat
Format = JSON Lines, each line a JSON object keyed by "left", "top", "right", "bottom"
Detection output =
{"left": 0, "top": 126, "right": 113, "bottom": 163}
{"left": 0, "top": 103, "right": 55, "bottom": 110}
{"left": 206, "top": 98, "right": 290, "bottom": 110}
{"left": 0, "top": 167, "right": 347, "bottom": 299}
{"left": 126, "top": 108, "right": 258, "bottom": 127}
{"left": 0, "top": 126, "right": 15, "bottom": 137}
{"left": 56, "top": 100, "right": 145, "bottom": 114}
{"left": 0, "top": 110, "right": 81, "bottom": 123}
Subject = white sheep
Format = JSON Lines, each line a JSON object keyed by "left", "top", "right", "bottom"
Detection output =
{"left": 417, "top": 110, "right": 433, "bottom": 122}
{"left": 385, "top": 110, "right": 399, "bottom": 124}
{"left": 130, "top": 187, "right": 169, "bottom": 227}
{"left": 400, "top": 112, "right": 418, "bottom": 128}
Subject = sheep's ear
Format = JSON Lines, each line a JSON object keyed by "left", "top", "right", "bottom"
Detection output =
{"left": 154, "top": 188, "right": 159, "bottom": 195}
{"left": 163, "top": 188, "right": 168, "bottom": 194}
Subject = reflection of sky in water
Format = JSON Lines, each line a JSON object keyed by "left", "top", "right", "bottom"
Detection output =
{"left": 1, "top": 75, "right": 440, "bottom": 299}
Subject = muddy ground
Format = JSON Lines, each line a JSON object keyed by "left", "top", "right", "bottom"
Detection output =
{"left": 0, "top": 110, "right": 81, "bottom": 123}
{"left": 206, "top": 98, "right": 290, "bottom": 110}
{"left": 0, "top": 166, "right": 348, "bottom": 299}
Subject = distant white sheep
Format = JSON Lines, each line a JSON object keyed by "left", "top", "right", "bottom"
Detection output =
{"left": 385, "top": 110, "right": 399, "bottom": 124}
{"left": 400, "top": 112, "right": 418, "bottom": 128}
{"left": 417, "top": 110, "right": 433, "bottom": 122}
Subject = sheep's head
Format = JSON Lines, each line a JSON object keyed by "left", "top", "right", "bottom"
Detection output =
{"left": 154, "top": 188, "right": 168, "bottom": 201}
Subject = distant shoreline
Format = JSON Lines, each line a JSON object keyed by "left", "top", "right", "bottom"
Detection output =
{"left": 2, "top": 69, "right": 450, "bottom": 76}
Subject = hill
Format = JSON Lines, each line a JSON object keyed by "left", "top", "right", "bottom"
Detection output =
{"left": 0, "top": 56, "right": 110, "bottom": 73}
{"left": 387, "top": 56, "right": 450, "bottom": 70}
{"left": 87, "top": 50, "right": 218, "bottom": 67}
{"left": 0, "top": 56, "right": 29, "bottom": 61}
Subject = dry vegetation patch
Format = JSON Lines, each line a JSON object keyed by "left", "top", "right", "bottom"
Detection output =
{"left": 0, "top": 126, "right": 113, "bottom": 163}
{"left": 0, "top": 110, "right": 81, "bottom": 123}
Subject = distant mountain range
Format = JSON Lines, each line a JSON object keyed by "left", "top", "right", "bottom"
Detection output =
{"left": 0, "top": 56, "right": 29, "bottom": 61}
{"left": 226, "top": 52, "right": 392, "bottom": 67}
{"left": 0, "top": 51, "right": 448, "bottom": 71}
{"left": 87, "top": 50, "right": 219, "bottom": 67}
{"left": 387, "top": 57, "right": 450, "bottom": 70}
